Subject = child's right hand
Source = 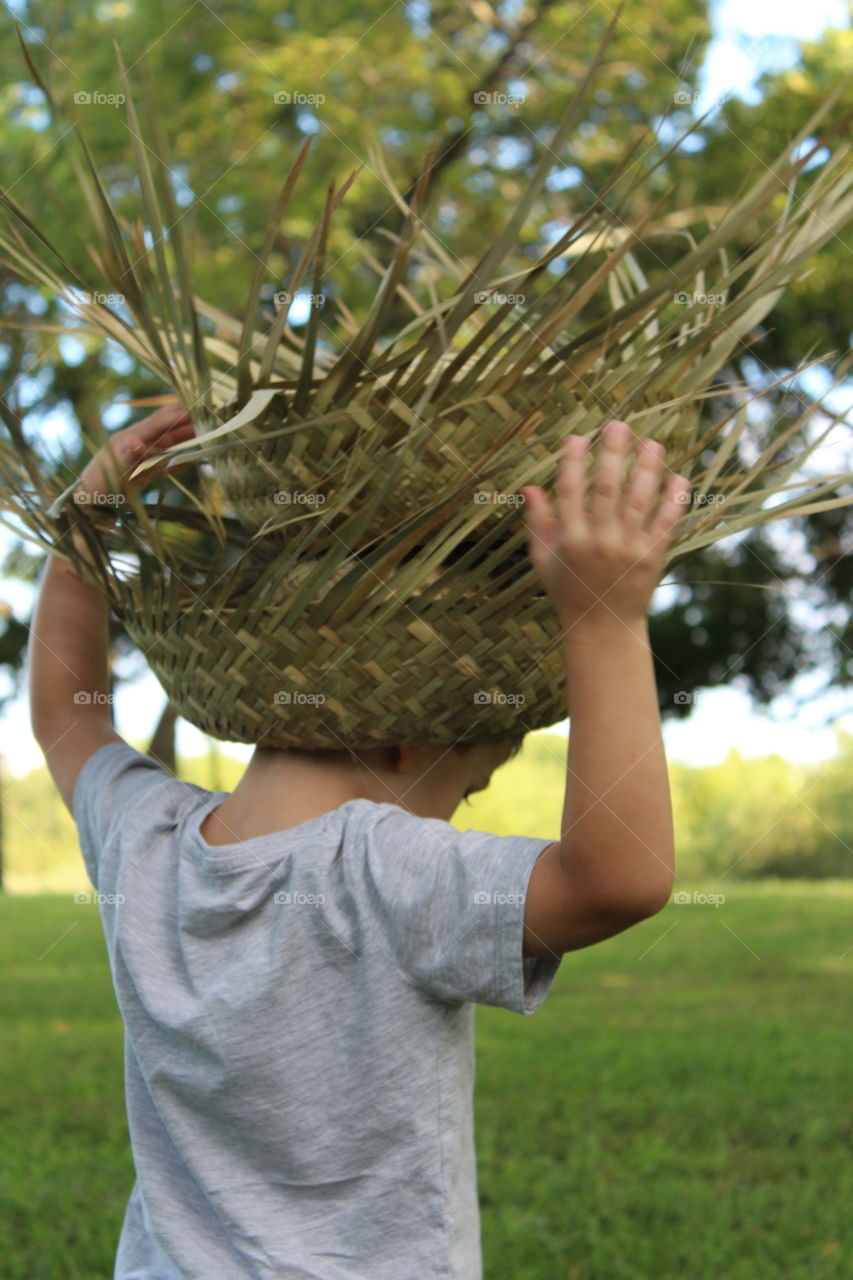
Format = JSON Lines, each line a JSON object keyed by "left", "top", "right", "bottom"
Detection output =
{"left": 521, "top": 419, "right": 691, "bottom": 629}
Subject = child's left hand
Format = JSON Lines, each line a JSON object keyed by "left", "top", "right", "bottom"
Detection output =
{"left": 74, "top": 402, "right": 196, "bottom": 509}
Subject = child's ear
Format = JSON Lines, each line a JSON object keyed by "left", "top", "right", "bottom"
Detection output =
{"left": 391, "top": 744, "right": 417, "bottom": 773}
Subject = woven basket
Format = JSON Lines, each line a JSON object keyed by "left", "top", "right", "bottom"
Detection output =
{"left": 205, "top": 361, "right": 575, "bottom": 538}
{"left": 118, "top": 558, "right": 567, "bottom": 750}
{"left": 2, "top": 25, "right": 853, "bottom": 749}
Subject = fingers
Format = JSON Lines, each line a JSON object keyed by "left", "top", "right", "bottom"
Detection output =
{"left": 649, "top": 471, "right": 691, "bottom": 543}
{"left": 122, "top": 418, "right": 196, "bottom": 488}
{"left": 549, "top": 420, "right": 690, "bottom": 546}
{"left": 156, "top": 420, "right": 196, "bottom": 447}
{"left": 622, "top": 436, "right": 667, "bottom": 535}
{"left": 589, "top": 420, "right": 630, "bottom": 527}
{"left": 553, "top": 434, "right": 589, "bottom": 542}
{"left": 132, "top": 403, "right": 192, "bottom": 443}
{"left": 135, "top": 420, "right": 196, "bottom": 458}
{"left": 150, "top": 401, "right": 190, "bottom": 422}
{"left": 521, "top": 485, "right": 559, "bottom": 569}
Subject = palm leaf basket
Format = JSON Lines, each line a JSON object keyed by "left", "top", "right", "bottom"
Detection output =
{"left": 1, "top": 22, "right": 852, "bottom": 749}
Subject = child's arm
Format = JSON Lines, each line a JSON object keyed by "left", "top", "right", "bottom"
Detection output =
{"left": 29, "top": 404, "right": 194, "bottom": 816}
{"left": 29, "top": 553, "right": 123, "bottom": 816}
{"left": 519, "top": 421, "right": 690, "bottom": 957}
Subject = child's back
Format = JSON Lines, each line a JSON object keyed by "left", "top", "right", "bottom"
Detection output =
{"left": 75, "top": 741, "right": 560, "bottom": 1279}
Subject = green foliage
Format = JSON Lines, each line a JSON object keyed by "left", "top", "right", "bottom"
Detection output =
{"left": 454, "top": 730, "right": 567, "bottom": 841}
{"left": 0, "top": 0, "right": 711, "bottom": 313}
{"left": 671, "top": 749, "right": 808, "bottom": 878}
{"left": 651, "top": 529, "right": 807, "bottom": 711}
{"left": 465, "top": 730, "right": 853, "bottom": 880}
{"left": 2, "top": 885, "right": 852, "bottom": 1277}
{"left": 1, "top": 744, "right": 245, "bottom": 893}
{"left": 668, "top": 731, "right": 853, "bottom": 879}
{"left": 684, "top": 23, "right": 853, "bottom": 368}
{"left": 3, "top": 729, "right": 852, "bottom": 892}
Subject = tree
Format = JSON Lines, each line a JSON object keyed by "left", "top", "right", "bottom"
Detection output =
{"left": 1, "top": 0, "right": 851, "bottom": 781}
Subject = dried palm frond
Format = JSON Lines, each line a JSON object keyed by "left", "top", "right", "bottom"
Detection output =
{"left": 1, "top": 21, "right": 852, "bottom": 749}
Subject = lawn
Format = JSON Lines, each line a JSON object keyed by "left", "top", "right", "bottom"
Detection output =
{"left": 1, "top": 884, "right": 851, "bottom": 1279}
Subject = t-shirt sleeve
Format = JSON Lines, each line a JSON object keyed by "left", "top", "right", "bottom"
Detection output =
{"left": 363, "top": 805, "right": 563, "bottom": 1015}
{"left": 72, "top": 739, "right": 176, "bottom": 891}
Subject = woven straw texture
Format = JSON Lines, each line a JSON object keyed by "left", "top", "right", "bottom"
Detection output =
{"left": 121, "top": 569, "right": 567, "bottom": 750}
{"left": 1, "top": 21, "right": 852, "bottom": 748}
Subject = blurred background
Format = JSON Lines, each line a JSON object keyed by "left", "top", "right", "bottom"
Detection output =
{"left": 0, "top": 4, "right": 851, "bottom": 1275}
{"left": 0, "top": 0, "right": 850, "bottom": 892}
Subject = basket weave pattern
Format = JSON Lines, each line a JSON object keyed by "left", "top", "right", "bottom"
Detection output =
{"left": 2, "top": 26, "right": 852, "bottom": 748}
{"left": 124, "top": 587, "right": 567, "bottom": 750}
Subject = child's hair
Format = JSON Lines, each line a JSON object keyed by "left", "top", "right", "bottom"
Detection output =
{"left": 453, "top": 733, "right": 525, "bottom": 803}
{"left": 262, "top": 734, "right": 526, "bottom": 764}
{"left": 452, "top": 733, "right": 525, "bottom": 759}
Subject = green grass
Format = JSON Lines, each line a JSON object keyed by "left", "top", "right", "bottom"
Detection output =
{"left": 1, "top": 885, "right": 851, "bottom": 1279}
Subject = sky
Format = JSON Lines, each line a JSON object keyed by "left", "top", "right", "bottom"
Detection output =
{"left": 1, "top": 0, "right": 851, "bottom": 778}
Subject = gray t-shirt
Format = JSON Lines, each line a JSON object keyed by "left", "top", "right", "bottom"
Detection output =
{"left": 73, "top": 740, "right": 562, "bottom": 1280}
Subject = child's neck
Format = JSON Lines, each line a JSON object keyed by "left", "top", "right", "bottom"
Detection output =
{"left": 198, "top": 751, "right": 459, "bottom": 846}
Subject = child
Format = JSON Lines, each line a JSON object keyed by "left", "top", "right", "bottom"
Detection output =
{"left": 29, "top": 408, "right": 689, "bottom": 1279}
